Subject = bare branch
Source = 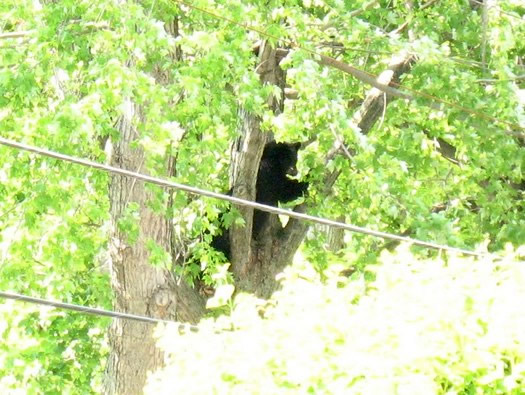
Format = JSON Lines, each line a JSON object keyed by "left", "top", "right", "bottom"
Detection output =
{"left": 420, "top": 0, "right": 440, "bottom": 10}
{"left": 0, "top": 31, "right": 33, "bottom": 40}
{"left": 481, "top": 0, "right": 489, "bottom": 73}
{"left": 349, "top": 0, "right": 380, "bottom": 17}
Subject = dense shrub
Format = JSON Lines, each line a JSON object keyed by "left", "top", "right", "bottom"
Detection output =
{"left": 148, "top": 247, "right": 525, "bottom": 394}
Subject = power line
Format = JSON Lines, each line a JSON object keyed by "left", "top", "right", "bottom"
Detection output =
{"left": 0, "top": 136, "right": 486, "bottom": 257}
{"left": 172, "top": 0, "right": 525, "bottom": 137}
{"left": 0, "top": 291, "right": 198, "bottom": 332}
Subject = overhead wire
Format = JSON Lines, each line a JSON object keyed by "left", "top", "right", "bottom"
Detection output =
{"left": 172, "top": 0, "right": 525, "bottom": 137}
{"left": 0, "top": 0, "right": 514, "bottom": 334}
{"left": 0, "top": 136, "right": 488, "bottom": 257}
{"left": 0, "top": 291, "right": 199, "bottom": 331}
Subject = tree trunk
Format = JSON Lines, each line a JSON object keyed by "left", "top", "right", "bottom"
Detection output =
{"left": 103, "top": 19, "right": 206, "bottom": 394}
{"left": 229, "top": 41, "right": 296, "bottom": 297}
{"left": 103, "top": 32, "right": 415, "bottom": 389}
{"left": 230, "top": 50, "right": 416, "bottom": 297}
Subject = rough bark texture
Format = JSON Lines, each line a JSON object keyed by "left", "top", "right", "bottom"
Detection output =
{"left": 230, "top": 48, "right": 416, "bottom": 297}
{"left": 104, "top": 102, "right": 171, "bottom": 394}
{"left": 230, "top": 41, "right": 287, "bottom": 295}
{"left": 104, "top": 19, "right": 205, "bottom": 395}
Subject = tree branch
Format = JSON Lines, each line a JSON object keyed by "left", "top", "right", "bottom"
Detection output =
{"left": 0, "top": 31, "right": 32, "bottom": 40}
{"left": 277, "top": 52, "right": 417, "bottom": 257}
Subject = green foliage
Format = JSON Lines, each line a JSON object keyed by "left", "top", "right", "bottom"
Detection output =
{"left": 146, "top": 239, "right": 172, "bottom": 268}
{"left": 0, "top": 302, "right": 110, "bottom": 393}
{"left": 150, "top": 247, "right": 525, "bottom": 394}
{"left": 0, "top": 0, "right": 523, "bottom": 391}
{"left": 118, "top": 202, "right": 141, "bottom": 245}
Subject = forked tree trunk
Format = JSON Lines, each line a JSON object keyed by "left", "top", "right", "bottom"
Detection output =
{"left": 231, "top": 46, "right": 416, "bottom": 297}
{"left": 229, "top": 41, "right": 290, "bottom": 296}
{"left": 229, "top": 41, "right": 313, "bottom": 297}
{"left": 103, "top": 21, "right": 415, "bottom": 389}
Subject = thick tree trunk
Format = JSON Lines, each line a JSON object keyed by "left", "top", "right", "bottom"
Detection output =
{"left": 103, "top": 20, "right": 205, "bottom": 393}
{"left": 104, "top": 102, "right": 170, "bottom": 394}
{"left": 230, "top": 50, "right": 416, "bottom": 297}
{"left": 104, "top": 101, "right": 205, "bottom": 394}
{"left": 230, "top": 41, "right": 289, "bottom": 296}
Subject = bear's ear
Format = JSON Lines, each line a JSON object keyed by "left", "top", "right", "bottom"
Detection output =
{"left": 292, "top": 142, "right": 301, "bottom": 150}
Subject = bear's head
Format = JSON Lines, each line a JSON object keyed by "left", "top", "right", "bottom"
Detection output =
{"left": 261, "top": 141, "right": 301, "bottom": 176}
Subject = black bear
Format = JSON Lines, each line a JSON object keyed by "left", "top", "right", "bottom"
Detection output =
{"left": 253, "top": 141, "right": 308, "bottom": 237}
{"left": 211, "top": 141, "right": 308, "bottom": 259}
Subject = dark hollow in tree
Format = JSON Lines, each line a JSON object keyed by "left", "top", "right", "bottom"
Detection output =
{"left": 211, "top": 141, "right": 308, "bottom": 259}
{"left": 253, "top": 141, "right": 308, "bottom": 237}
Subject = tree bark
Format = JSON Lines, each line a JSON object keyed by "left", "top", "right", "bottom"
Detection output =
{"left": 103, "top": 33, "right": 416, "bottom": 390}
{"left": 230, "top": 41, "right": 288, "bottom": 296}
{"left": 230, "top": 48, "right": 415, "bottom": 297}
{"left": 104, "top": 102, "right": 170, "bottom": 394}
{"left": 103, "top": 19, "right": 205, "bottom": 394}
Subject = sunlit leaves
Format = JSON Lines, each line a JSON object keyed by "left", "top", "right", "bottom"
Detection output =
{"left": 117, "top": 202, "right": 140, "bottom": 244}
{"left": 151, "top": 249, "right": 525, "bottom": 394}
{"left": 0, "top": 0, "right": 523, "bottom": 392}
